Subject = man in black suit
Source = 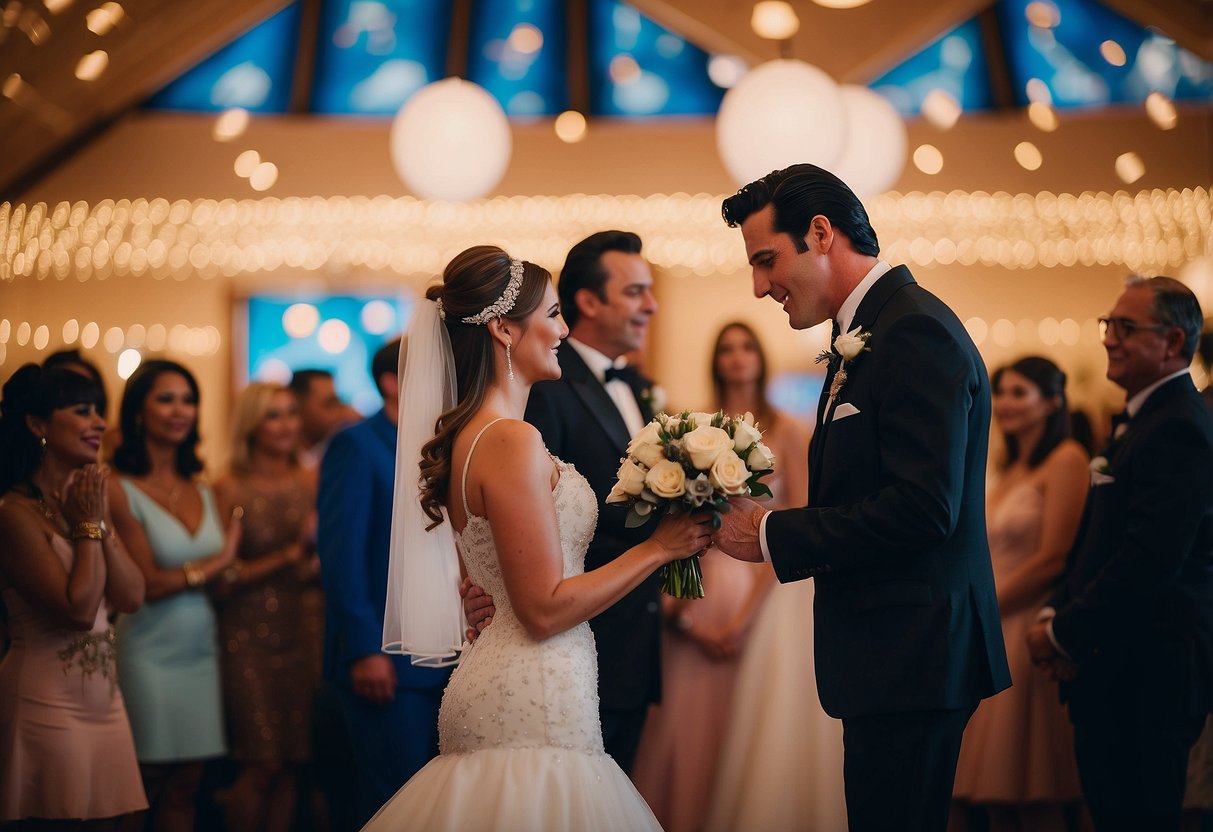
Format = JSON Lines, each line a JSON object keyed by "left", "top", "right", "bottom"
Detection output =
{"left": 1027, "top": 276, "right": 1213, "bottom": 831}
{"left": 712, "top": 164, "right": 1011, "bottom": 831}
{"left": 524, "top": 230, "right": 662, "bottom": 773}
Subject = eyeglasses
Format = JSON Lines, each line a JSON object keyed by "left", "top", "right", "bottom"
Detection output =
{"left": 1097, "top": 316, "right": 1171, "bottom": 340}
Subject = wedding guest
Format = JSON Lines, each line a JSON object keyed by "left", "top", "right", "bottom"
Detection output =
{"left": 1028, "top": 276, "right": 1213, "bottom": 831}
{"left": 1187, "top": 327, "right": 1213, "bottom": 831}
{"left": 317, "top": 338, "right": 452, "bottom": 825}
{"left": 212, "top": 382, "right": 316, "bottom": 832}
{"left": 107, "top": 359, "right": 241, "bottom": 832}
{"left": 44, "top": 348, "right": 108, "bottom": 414}
{"left": 361, "top": 245, "right": 710, "bottom": 830}
{"left": 713, "top": 163, "right": 1010, "bottom": 832}
{"left": 289, "top": 369, "right": 349, "bottom": 470}
{"left": 0, "top": 364, "right": 147, "bottom": 829}
{"left": 953, "top": 356, "right": 1087, "bottom": 831}
{"left": 633, "top": 322, "right": 790, "bottom": 832}
{"left": 521, "top": 230, "right": 665, "bottom": 773}
{"left": 703, "top": 324, "right": 847, "bottom": 832}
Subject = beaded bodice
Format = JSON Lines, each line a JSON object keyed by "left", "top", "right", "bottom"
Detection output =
{"left": 438, "top": 423, "right": 602, "bottom": 756}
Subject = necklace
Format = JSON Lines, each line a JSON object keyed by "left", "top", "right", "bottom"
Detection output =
{"left": 145, "top": 476, "right": 183, "bottom": 511}
{"left": 35, "top": 495, "right": 71, "bottom": 536}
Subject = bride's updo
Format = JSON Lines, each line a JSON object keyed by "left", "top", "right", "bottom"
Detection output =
{"left": 419, "top": 245, "right": 551, "bottom": 526}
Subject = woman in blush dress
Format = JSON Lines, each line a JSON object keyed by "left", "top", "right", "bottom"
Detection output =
{"left": 361, "top": 246, "right": 712, "bottom": 831}
{"left": 107, "top": 360, "right": 241, "bottom": 832}
{"left": 702, "top": 323, "right": 848, "bottom": 832}
{"left": 632, "top": 322, "right": 790, "bottom": 832}
{"left": 212, "top": 383, "right": 316, "bottom": 832}
{"left": 952, "top": 356, "right": 1088, "bottom": 832}
{"left": 0, "top": 364, "right": 147, "bottom": 829}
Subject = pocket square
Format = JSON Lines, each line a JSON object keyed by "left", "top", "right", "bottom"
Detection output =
{"left": 831, "top": 402, "right": 860, "bottom": 422}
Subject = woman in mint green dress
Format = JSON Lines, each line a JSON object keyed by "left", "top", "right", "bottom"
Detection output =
{"left": 109, "top": 360, "right": 241, "bottom": 832}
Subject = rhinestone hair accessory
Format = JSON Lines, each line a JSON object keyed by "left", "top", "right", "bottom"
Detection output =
{"left": 461, "top": 258, "right": 525, "bottom": 325}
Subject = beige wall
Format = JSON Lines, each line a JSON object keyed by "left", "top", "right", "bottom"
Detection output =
{"left": 3, "top": 106, "right": 1211, "bottom": 469}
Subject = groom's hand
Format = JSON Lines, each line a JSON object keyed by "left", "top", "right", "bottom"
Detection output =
{"left": 460, "top": 577, "right": 495, "bottom": 642}
{"left": 712, "top": 497, "right": 768, "bottom": 563}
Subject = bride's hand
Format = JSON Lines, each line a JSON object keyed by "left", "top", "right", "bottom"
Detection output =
{"left": 649, "top": 511, "right": 713, "bottom": 563}
{"left": 460, "top": 577, "right": 494, "bottom": 642}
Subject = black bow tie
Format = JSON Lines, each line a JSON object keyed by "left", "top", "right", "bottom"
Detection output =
{"left": 603, "top": 365, "right": 635, "bottom": 385}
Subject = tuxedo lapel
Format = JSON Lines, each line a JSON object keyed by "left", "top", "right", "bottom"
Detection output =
{"left": 851, "top": 265, "right": 916, "bottom": 334}
{"left": 558, "top": 345, "right": 633, "bottom": 456}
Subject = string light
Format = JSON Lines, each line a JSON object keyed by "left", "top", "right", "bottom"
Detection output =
{"left": 1, "top": 189, "right": 1210, "bottom": 283}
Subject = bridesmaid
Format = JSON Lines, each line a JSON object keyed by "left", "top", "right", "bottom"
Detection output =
{"left": 952, "top": 356, "right": 1088, "bottom": 831}
{"left": 212, "top": 383, "right": 316, "bottom": 832}
{"left": 0, "top": 364, "right": 147, "bottom": 829}
{"left": 632, "top": 322, "right": 795, "bottom": 832}
{"left": 702, "top": 323, "right": 847, "bottom": 832}
{"left": 107, "top": 360, "right": 240, "bottom": 832}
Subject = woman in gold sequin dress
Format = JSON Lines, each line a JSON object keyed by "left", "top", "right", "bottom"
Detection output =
{"left": 212, "top": 382, "right": 316, "bottom": 832}
{"left": 0, "top": 364, "right": 148, "bottom": 827}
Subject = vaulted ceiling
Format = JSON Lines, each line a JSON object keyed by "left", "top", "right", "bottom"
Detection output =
{"left": 1, "top": 0, "right": 1210, "bottom": 200}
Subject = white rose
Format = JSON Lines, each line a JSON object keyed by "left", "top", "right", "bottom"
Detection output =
{"left": 627, "top": 421, "right": 666, "bottom": 468}
{"left": 608, "top": 459, "right": 648, "bottom": 503}
{"left": 682, "top": 425, "right": 734, "bottom": 470}
{"left": 687, "top": 411, "right": 718, "bottom": 429}
{"left": 710, "top": 450, "right": 751, "bottom": 495}
{"left": 645, "top": 459, "right": 687, "bottom": 499}
{"left": 733, "top": 419, "right": 762, "bottom": 453}
{"left": 747, "top": 442, "right": 776, "bottom": 471}
{"left": 834, "top": 326, "right": 868, "bottom": 361}
{"left": 742, "top": 411, "right": 756, "bottom": 426}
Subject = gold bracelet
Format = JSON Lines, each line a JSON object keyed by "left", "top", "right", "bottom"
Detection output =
{"left": 183, "top": 562, "right": 206, "bottom": 588}
{"left": 72, "top": 521, "right": 105, "bottom": 541}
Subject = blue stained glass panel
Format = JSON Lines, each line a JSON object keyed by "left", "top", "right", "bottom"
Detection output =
{"left": 467, "top": 0, "right": 567, "bottom": 117}
{"left": 588, "top": 0, "right": 723, "bottom": 117}
{"left": 311, "top": 0, "right": 451, "bottom": 115}
{"left": 870, "top": 17, "right": 994, "bottom": 116}
{"left": 148, "top": 3, "right": 301, "bottom": 112}
{"left": 997, "top": 0, "right": 1213, "bottom": 108}
{"left": 244, "top": 292, "right": 414, "bottom": 416}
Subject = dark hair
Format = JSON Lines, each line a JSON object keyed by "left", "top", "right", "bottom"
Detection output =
{"left": 721, "top": 163, "right": 879, "bottom": 257}
{"left": 1128, "top": 275, "right": 1203, "bottom": 362}
{"left": 371, "top": 338, "right": 402, "bottom": 388}
{"left": 991, "top": 356, "right": 1070, "bottom": 470}
{"left": 711, "top": 322, "right": 776, "bottom": 427}
{"left": 0, "top": 364, "right": 106, "bottom": 495}
{"left": 111, "top": 359, "right": 205, "bottom": 478}
{"left": 557, "top": 230, "right": 643, "bottom": 330}
{"left": 288, "top": 368, "right": 333, "bottom": 399}
{"left": 1199, "top": 319, "right": 1213, "bottom": 373}
{"left": 43, "top": 349, "right": 108, "bottom": 416}
{"left": 419, "top": 246, "right": 552, "bottom": 527}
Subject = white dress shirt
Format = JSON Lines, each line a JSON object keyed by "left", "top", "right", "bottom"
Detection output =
{"left": 566, "top": 337, "right": 647, "bottom": 438}
{"left": 758, "top": 259, "right": 892, "bottom": 563}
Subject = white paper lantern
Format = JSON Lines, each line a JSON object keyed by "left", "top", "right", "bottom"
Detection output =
{"left": 390, "top": 78, "right": 512, "bottom": 201}
{"left": 715, "top": 59, "right": 845, "bottom": 187}
{"left": 831, "top": 85, "right": 908, "bottom": 197}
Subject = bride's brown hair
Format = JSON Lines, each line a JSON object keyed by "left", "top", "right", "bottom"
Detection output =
{"left": 418, "top": 245, "right": 551, "bottom": 527}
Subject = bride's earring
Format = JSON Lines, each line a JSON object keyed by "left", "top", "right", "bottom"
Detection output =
{"left": 506, "top": 342, "right": 514, "bottom": 381}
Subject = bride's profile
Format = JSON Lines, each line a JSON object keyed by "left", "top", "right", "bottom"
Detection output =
{"left": 363, "top": 245, "right": 711, "bottom": 831}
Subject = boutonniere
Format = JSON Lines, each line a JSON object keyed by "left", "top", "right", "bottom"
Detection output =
{"left": 640, "top": 384, "right": 667, "bottom": 414}
{"left": 1089, "top": 420, "right": 1130, "bottom": 486}
{"left": 815, "top": 325, "right": 872, "bottom": 401}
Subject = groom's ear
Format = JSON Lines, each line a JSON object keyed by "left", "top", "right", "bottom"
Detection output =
{"left": 573, "top": 287, "right": 601, "bottom": 321}
{"left": 807, "top": 215, "right": 834, "bottom": 252}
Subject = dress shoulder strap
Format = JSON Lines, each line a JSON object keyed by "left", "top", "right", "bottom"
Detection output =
{"left": 460, "top": 417, "right": 508, "bottom": 518}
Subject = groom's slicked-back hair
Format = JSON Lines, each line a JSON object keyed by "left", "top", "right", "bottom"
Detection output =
{"left": 721, "top": 164, "right": 880, "bottom": 257}
{"left": 558, "top": 230, "right": 643, "bottom": 330}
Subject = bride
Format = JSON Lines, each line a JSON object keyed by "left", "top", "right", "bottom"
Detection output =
{"left": 363, "top": 246, "right": 711, "bottom": 831}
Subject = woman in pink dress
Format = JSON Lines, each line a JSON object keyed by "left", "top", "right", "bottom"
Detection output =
{"left": 953, "top": 356, "right": 1088, "bottom": 831}
{"left": 632, "top": 322, "right": 799, "bottom": 832}
{"left": 0, "top": 364, "right": 148, "bottom": 829}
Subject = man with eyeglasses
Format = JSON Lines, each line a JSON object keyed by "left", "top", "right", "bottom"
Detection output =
{"left": 1028, "top": 275, "right": 1213, "bottom": 831}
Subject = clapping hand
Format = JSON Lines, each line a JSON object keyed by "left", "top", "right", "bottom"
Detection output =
{"left": 58, "top": 464, "right": 108, "bottom": 526}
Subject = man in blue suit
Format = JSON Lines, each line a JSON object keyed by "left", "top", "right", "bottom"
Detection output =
{"left": 317, "top": 337, "right": 452, "bottom": 824}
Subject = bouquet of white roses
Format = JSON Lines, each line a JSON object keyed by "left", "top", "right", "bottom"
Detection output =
{"left": 606, "top": 410, "right": 776, "bottom": 598}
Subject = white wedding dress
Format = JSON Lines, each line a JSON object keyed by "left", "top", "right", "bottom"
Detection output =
{"left": 363, "top": 424, "right": 661, "bottom": 831}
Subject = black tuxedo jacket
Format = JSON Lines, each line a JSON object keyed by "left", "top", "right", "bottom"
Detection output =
{"left": 1051, "top": 375, "right": 1213, "bottom": 719}
{"left": 765, "top": 266, "right": 1011, "bottom": 719}
{"left": 524, "top": 343, "right": 662, "bottom": 711}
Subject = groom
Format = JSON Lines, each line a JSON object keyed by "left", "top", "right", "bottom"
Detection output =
{"left": 713, "top": 164, "right": 1010, "bottom": 831}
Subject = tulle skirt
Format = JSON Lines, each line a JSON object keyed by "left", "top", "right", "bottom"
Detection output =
{"left": 361, "top": 746, "right": 661, "bottom": 831}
